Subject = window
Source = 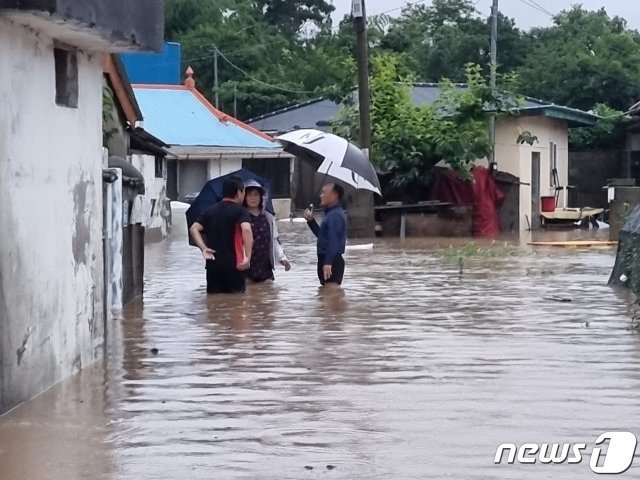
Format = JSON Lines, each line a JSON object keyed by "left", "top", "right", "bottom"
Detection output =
{"left": 54, "top": 48, "right": 78, "bottom": 108}
{"left": 155, "top": 156, "right": 164, "bottom": 178}
{"left": 549, "top": 142, "right": 558, "bottom": 187}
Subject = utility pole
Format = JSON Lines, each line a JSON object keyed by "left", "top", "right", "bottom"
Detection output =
{"left": 354, "top": 0, "right": 371, "bottom": 154}
{"left": 214, "top": 48, "right": 219, "bottom": 108}
{"left": 350, "top": 0, "right": 374, "bottom": 238}
{"left": 489, "top": 0, "right": 499, "bottom": 170}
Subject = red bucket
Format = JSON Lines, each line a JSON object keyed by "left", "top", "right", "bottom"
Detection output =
{"left": 541, "top": 196, "right": 556, "bottom": 212}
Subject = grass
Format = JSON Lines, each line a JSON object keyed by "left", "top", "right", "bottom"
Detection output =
{"left": 439, "top": 241, "right": 524, "bottom": 275}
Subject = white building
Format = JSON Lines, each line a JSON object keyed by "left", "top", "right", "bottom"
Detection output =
{"left": 493, "top": 109, "right": 598, "bottom": 230}
{"left": 103, "top": 53, "right": 172, "bottom": 241}
{"left": 0, "top": 1, "right": 163, "bottom": 414}
{"left": 132, "top": 69, "right": 295, "bottom": 219}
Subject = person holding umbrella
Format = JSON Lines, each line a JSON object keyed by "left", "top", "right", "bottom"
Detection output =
{"left": 304, "top": 183, "right": 348, "bottom": 287}
{"left": 242, "top": 179, "right": 291, "bottom": 283}
{"left": 276, "top": 129, "right": 381, "bottom": 287}
{"left": 189, "top": 175, "right": 253, "bottom": 294}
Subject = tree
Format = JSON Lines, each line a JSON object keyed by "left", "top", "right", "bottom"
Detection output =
{"left": 163, "top": 0, "right": 640, "bottom": 135}
{"left": 163, "top": 0, "right": 355, "bottom": 119}
{"left": 569, "top": 104, "right": 627, "bottom": 150}
{"left": 380, "top": 0, "right": 530, "bottom": 83}
{"left": 333, "top": 54, "right": 520, "bottom": 199}
{"left": 165, "top": 0, "right": 229, "bottom": 39}
{"left": 256, "top": 0, "right": 334, "bottom": 39}
{"left": 519, "top": 6, "right": 640, "bottom": 111}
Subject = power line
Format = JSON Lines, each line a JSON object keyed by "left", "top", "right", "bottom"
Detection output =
{"left": 511, "top": 0, "right": 640, "bottom": 93}
{"left": 330, "top": 0, "right": 430, "bottom": 31}
{"left": 516, "top": 0, "right": 553, "bottom": 17}
{"left": 130, "top": 46, "right": 319, "bottom": 96}
{"left": 525, "top": 0, "right": 554, "bottom": 17}
{"left": 128, "top": 44, "right": 268, "bottom": 70}
{"left": 215, "top": 48, "right": 316, "bottom": 95}
{"left": 378, "top": 0, "right": 430, "bottom": 16}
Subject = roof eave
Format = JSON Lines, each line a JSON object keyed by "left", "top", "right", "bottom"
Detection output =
{"left": 514, "top": 106, "right": 599, "bottom": 127}
{"left": 167, "top": 145, "right": 291, "bottom": 159}
{"left": 113, "top": 55, "right": 144, "bottom": 121}
{"left": 246, "top": 96, "right": 329, "bottom": 123}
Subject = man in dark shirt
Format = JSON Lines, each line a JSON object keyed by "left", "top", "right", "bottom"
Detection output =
{"left": 304, "top": 183, "right": 348, "bottom": 286}
{"left": 189, "top": 176, "right": 254, "bottom": 294}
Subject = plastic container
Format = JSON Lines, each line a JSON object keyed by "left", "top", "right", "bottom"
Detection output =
{"left": 541, "top": 196, "right": 556, "bottom": 212}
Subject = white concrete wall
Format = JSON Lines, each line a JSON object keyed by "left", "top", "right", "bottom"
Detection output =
{"left": 494, "top": 119, "right": 525, "bottom": 179}
{"left": 207, "top": 157, "right": 243, "bottom": 178}
{"left": 272, "top": 198, "right": 292, "bottom": 219}
{"left": 0, "top": 19, "right": 105, "bottom": 413}
{"left": 131, "top": 153, "right": 168, "bottom": 238}
{"left": 495, "top": 116, "right": 569, "bottom": 230}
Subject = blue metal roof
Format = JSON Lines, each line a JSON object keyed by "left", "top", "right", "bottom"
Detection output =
{"left": 132, "top": 86, "right": 278, "bottom": 149}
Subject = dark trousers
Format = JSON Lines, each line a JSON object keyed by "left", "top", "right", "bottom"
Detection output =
{"left": 317, "top": 254, "right": 345, "bottom": 286}
{"left": 206, "top": 260, "right": 246, "bottom": 294}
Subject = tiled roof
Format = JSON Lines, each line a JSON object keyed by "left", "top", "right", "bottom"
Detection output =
{"left": 247, "top": 85, "right": 600, "bottom": 132}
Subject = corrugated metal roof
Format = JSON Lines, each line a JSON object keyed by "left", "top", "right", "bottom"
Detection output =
{"left": 248, "top": 97, "right": 338, "bottom": 133}
{"left": 132, "top": 86, "right": 279, "bottom": 149}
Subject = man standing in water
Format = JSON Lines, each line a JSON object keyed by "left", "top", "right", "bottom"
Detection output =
{"left": 304, "top": 183, "right": 348, "bottom": 286}
{"left": 189, "top": 176, "right": 253, "bottom": 294}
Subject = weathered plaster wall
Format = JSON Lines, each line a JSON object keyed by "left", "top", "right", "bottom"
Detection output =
{"left": 0, "top": 19, "right": 104, "bottom": 413}
{"left": 495, "top": 116, "right": 568, "bottom": 230}
{"left": 130, "top": 153, "right": 168, "bottom": 239}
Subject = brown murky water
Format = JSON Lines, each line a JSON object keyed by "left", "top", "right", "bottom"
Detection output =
{"left": 2, "top": 223, "right": 640, "bottom": 479}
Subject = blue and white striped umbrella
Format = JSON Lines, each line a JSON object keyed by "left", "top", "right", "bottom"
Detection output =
{"left": 276, "top": 129, "right": 382, "bottom": 195}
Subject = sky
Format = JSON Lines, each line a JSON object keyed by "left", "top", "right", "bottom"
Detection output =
{"left": 329, "top": 0, "right": 640, "bottom": 31}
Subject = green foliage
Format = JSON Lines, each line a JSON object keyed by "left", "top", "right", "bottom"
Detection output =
{"left": 162, "top": 0, "right": 640, "bottom": 151}
{"left": 102, "top": 86, "right": 118, "bottom": 146}
{"left": 519, "top": 6, "right": 640, "bottom": 112}
{"left": 257, "top": 0, "right": 335, "bottom": 38}
{"left": 333, "top": 56, "right": 520, "bottom": 191}
{"left": 164, "top": 0, "right": 350, "bottom": 119}
{"left": 569, "top": 103, "right": 628, "bottom": 150}
{"left": 517, "top": 131, "right": 539, "bottom": 146}
{"left": 432, "top": 64, "right": 521, "bottom": 178}
{"left": 440, "top": 241, "right": 523, "bottom": 274}
{"left": 380, "top": 1, "right": 530, "bottom": 82}
{"left": 333, "top": 54, "right": 435, "bottom": 190}
{"left": 165, "top": 0, "right": 226, "bottom": 39}
{"left": 379, "top": 2, "right": 640, "bottom": 113}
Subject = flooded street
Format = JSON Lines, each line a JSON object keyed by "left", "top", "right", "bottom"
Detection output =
{"left": 2, "top": 223, "right": 640, "bottom": 479}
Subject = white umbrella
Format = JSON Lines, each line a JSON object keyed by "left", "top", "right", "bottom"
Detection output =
{"left": 276, "top": 129, "right": 382, "bottom": 195}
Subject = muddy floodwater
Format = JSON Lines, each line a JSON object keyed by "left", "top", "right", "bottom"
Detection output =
{"left": 2, "top": 223, "right": 640, "bottom": 479}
